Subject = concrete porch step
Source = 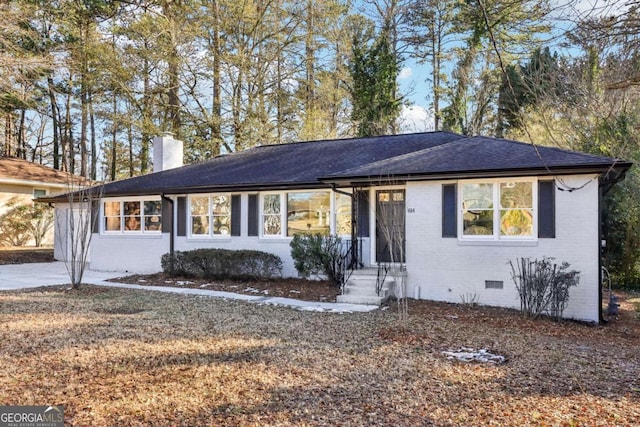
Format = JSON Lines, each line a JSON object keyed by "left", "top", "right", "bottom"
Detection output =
{"left": 336, "top": 294, "right": 387, "bottom": 305}
{"left": 339, "top": 268, "right": 397, "bottom": 306}
{"left": 342, "top": 279, "right": 394, "bottom": 297}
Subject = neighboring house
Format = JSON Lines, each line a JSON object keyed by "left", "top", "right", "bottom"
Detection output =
{"left": 42, "top": 132, "right": 632, "bottom": 322}
{"left": 0, "top": 157, "right": 81, "bottom": 246}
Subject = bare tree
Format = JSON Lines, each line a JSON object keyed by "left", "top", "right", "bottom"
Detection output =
{"left": 55, "top": 180, "right": 100, "bottom": 289}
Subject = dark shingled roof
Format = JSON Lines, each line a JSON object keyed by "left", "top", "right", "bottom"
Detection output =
{"left": 76, "top": 132, "right": 464, "bottom": 197}
{"left": 40, "top": 132, "right": 632, "bottom": 201}
{"left": 321, "top": 135, "right": 631, "bottom": 183}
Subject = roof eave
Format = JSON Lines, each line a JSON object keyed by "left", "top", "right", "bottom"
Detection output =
{"left": 320, "top": 163, "right": 633, "bottom": 186}
{"left": 38, "top": 181, "right": 335, "bottom": 202}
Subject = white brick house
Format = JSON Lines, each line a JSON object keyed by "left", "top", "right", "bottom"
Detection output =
{"left": 41, "top": 132, "right": 632, "bottom": 322}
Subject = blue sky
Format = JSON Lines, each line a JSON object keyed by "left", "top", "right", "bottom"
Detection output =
{"left": 392, "top": 0, "right": 625, "bottom": 133}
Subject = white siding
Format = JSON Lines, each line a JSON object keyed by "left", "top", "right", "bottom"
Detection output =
{"left": 405, "top": 174, "right": 601, "bottom": 322}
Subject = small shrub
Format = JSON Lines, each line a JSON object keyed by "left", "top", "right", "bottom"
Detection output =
{"left": 509, "top": 257, "right": 580, "bottom": 321}
{"left": 460, "top": 293, "right": 479, "bottom": 308}
{"left": 161, "top": 249, "right": 282, "bottom": 280}
{"left": 290, "top": 233, "right": 350, "bottom": 288}
{"left": 290, "top": 233, "right": 325, "bottom": 277}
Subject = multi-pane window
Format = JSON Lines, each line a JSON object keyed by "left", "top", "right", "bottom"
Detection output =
{"left": 124, "top": 201, "right": 141, "bottom": 231}
{"left": 286, "top": 192, "right": 331, "bottom": 236}
{"left": 499, "top": 182, "right": 534, "bottom": 237}
{"left": 190, "top": 196, "right": 209, "bottom": 235}
{"left": 461, "top": 183, "right": 494, "bottom": 236}
{"left": 189, "top": 194, "right": 231, "bottom": 237}
{"left": 335, "top": 192, "right": 352, "bottom": 236}
{"left": 261, "top": 191, "right": 344, "bottom": 238}
{"left": 103, "top": 198, "right": 162, "bottom": 233}
{"left": 461, "top": 180, "right": 535, "bottom": 239}
{"left": 104, "top": 201, "right": 122, "bottom": 231}
{"left": 262, "top": 194, "right": 282, "bottom": 236}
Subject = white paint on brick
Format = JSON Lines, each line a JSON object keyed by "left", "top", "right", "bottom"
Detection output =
{"left": 90, "top": 234, "right": 169, "bottom": 274}
{"left": 73, "top": 175, "right": 603, "bottom": 322}
{"left": 405, "top": 175, "right": 600, "bottom": 322}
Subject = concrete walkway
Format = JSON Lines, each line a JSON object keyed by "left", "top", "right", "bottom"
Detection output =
{"left": 0, "top": 262, "right": 379, "bottom": 313}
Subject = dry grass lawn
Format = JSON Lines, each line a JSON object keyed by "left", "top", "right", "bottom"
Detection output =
{"left": 1, "top": 285, "right": 639, "bottom": 426}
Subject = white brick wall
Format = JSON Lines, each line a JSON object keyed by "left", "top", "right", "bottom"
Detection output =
{"left": 74, "top": 174, "right": 603, "bottom": 322}
{"left": 90, "top": 234, "right": 169, "bottom": 274}
{"left": 405, "top": 175, "right": 601, "bottom": 322}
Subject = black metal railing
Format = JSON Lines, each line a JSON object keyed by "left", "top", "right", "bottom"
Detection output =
{"left": 376, "top": 262, "right": 391, "bottom": 296}
{"left": 335, "top": 237, "right": 363, "bottom": 293}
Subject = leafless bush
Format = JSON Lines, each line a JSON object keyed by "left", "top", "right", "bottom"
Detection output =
{"left": 509, "top": 257, "right": 580, "bottom": 321}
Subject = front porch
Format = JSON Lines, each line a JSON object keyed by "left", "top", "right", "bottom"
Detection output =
{"left": 333, "top": 186, "right": 407, "bottom": 305}
{"left": 336, "top": 266, "right": 402, "bottom": 305}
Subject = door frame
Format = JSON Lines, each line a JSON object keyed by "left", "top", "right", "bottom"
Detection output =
{"left": 369, "top": 186, "right": 406, "bottom": 265}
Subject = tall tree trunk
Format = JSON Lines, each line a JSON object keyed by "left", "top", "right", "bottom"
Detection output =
{"left": 276, "top": 54, "right": 283, "bottom": 143}
{"left": 47, "top": 77, "right": 60, "bottom": 170}
{"left": 304, "top": 0, "right": 316, "bottom": 138}
{"left": 211, "top": 0, "right": 222, "bottom": 155}
{"left": 34, "top": 117, "right": 46, "bottom": 163}
{"left": 64, "top": 88, "right": 74, "bottom": 174}
{"left": 4, "top": 113, "right": 12, "bottom": 156}
{"left": 167, "top": 46, "right": 181, "bottom": 136}
{"left": 80, "top": 76, "right": 88, "bottom": 177}
{"left": 432, "top": 27, "right": 441, "bottom": 131}
{"left": 128, "top": 122, "right": 134, "bottom": 177}
{"left": 232, "top": 64, "right": 243, "bottom": 150}
{"left": 89, "top": 90, "right": 96, "bottom": 180}
{"left": 164, "top": 1, "right": 181, "bottom": 138}
{"left": 140, "top": 53, "right": 150, "bottom": 174}
{"left": 110, "top": 92, "right": 117, "bottom": 181}
{"left": 18, "top": 109, "right": 27, "bottom": 159}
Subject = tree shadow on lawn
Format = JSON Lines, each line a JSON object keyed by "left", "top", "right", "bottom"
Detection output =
{"left": 3, "top": 286, "right": 640, "bottom": 425}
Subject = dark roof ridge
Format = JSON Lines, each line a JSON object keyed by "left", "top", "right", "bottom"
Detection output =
{"left": 248, "top": 130, "right": 463, "bottom": 151}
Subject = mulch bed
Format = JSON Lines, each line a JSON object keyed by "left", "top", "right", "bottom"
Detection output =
{"left": 109, "top": 273, "right": 341, "bottom": 303}
{"left": 0, "top": 247, "right": 54, "bottom": 264}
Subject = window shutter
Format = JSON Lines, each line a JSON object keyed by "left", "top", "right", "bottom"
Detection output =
{"left": 538, "top": 180, "right": 555, "bottom": 238}
{"left": 356, "top": 190, "right": 369, "bottom": 237}
{"left": 248, "top": 194, "right": 259, "bottom": 236}
{"left": 91, "top": 201, "right": 99, "bottom": 234}
{"left": 177, "top": 197, "right": 187, "bottom": 237}
{"left": 161, "top": 198, "right": 172, "bottom": 233}
{"left": 231, "top": 195, "right": 241, "bottom": 236}
{"left": 442, "top": 184, "right": 457, "bottom": 238}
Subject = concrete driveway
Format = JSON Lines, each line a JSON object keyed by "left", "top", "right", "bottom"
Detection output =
{"left": 0, "top": 262, "right": 123, "bottom": 290}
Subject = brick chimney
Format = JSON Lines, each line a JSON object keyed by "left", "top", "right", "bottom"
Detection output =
{"left": 153, "top": 132, "right": 183, "bottom": 172}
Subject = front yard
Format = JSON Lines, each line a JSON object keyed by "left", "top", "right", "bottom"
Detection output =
{"left": 1, "top": 285, "right": 639, "bottom": 426}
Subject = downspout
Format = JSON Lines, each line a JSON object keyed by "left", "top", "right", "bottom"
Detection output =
{"left": 598, "top": 180, "right": 604, "bottom": 324}
{"left": 331, "top": 184, "right": 353, "bottom": 198}
{"left": 598, "top": 167, "right": 628, "bottom": 324}
{"left": 161, "top": 194, "right": 175, "bottom": 274}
